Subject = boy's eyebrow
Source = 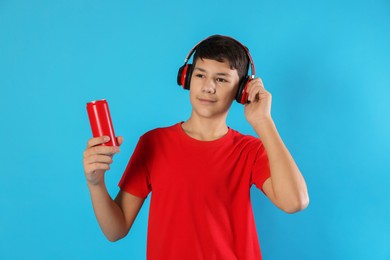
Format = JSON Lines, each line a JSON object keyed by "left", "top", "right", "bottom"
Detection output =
{"left": 193, "top": 67, "right": 232, "bottom": 77}
{"left": 193, "top": 67, "right": 207, "bottom": 72}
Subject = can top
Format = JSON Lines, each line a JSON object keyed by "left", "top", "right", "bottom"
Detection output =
{"left": 87, "top": 99, "right": 106, "bottom": 104}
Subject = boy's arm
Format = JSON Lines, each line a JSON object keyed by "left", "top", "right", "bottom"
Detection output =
{"left": 244, "top": 78, "right": 309, "bottom": 213}
{"left": 87, "top": 183, "right": 145, "bottom": 241}
{"left": 253, "top": 118, "right": 309, "bottom": 213}
{"left": 83, "top": 136, "right": 145, "bottom": 241}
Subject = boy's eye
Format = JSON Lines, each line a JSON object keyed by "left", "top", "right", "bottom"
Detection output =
{"left": 195, "top": 74, "right": 205, "bottom": 78}
{"left": 216, "top": 78, "right": 227, "bottom": 83}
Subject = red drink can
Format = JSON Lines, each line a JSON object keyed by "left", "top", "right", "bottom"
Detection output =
{"left": 86, "top": 99, "right": 119, "bottom": 146}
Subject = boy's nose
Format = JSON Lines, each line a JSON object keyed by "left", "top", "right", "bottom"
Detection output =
{"left": 201, "top": 79, "right": 216, "bottom": 94}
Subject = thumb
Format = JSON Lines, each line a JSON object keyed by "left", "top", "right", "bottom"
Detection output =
{"left": 117, "top": 136, "right": 124, "bottom": 146}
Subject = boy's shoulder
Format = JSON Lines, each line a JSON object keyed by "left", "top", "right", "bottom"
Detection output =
{"left": 141, "top": 122, "right": 180, "bottom": 139}
{"left": 228, "top": 126, "right": 258, "bottom": 140}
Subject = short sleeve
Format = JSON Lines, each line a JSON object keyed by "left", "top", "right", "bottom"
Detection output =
{"left": 250, "top": 141, "right": 271, "bottom": 193}
{"left": 118, "top": 136, "right": 152, "bottom": 198}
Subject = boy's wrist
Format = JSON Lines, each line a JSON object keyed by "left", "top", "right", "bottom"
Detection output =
{"left": 87, "top": 176, "right": 107, "bottom": 191}
{"left": 249, "top": 116, "right": 274, "bottom": 131}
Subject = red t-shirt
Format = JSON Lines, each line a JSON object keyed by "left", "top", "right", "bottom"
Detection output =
{"left": 119, "top": 123, "right": 270, "bottom": 260}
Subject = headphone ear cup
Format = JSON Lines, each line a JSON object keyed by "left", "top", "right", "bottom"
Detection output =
{"left": 177, "top": 65, "right": 186, "bottom": 88}
{"left": 236, "top": 77, "right": 251, "bottom": 104}
{"left": 183, "top": 64, "right": 193, "bottom": 90}
{"left": 177, "top": 64, "right": 193, "bottom": 90}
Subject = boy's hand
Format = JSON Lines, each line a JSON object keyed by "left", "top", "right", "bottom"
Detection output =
{"left": 244, "top": 77, "right": 272, "bottom": 128}
{"left": 83, "top": 136, "right": 123, "bottom": 186}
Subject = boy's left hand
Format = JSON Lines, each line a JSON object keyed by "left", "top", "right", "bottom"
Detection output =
{"left": 244, "top": 78, "right": 272, "bottom": 127}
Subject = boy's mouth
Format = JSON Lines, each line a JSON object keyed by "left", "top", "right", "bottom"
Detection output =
{"left": 198, "top": 97, "right": 217, "bottom": 103}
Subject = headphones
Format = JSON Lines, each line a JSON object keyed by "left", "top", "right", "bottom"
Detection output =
{"left": 177, "top": 35, "right": 256, "bottom": 104}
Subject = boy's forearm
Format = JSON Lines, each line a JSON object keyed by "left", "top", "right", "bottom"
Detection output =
{"left": 87, "top": 182, "right": 127, "bottom": 242}
{"left": 252, "top": 117, "right": 309, "bottom": 210}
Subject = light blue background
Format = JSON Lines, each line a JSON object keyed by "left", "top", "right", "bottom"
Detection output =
{"left": 1, "top": 0, "right": 389, "bottom": 259}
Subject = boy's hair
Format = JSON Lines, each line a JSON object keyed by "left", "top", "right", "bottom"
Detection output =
{"left": 193, "top": 35, "right": 250, "bottom": 80}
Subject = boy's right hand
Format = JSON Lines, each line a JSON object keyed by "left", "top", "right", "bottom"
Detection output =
{"left": 83, "top": 136, "right": 123, "bottom": 186}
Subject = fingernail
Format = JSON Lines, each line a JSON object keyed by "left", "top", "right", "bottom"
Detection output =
{"left": 104, "top": 136, "right": 110, "bottom": 142}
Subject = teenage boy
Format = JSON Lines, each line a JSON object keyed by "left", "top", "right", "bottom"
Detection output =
{"left": 83, "top": 35, "right": 309, "bottom": 260}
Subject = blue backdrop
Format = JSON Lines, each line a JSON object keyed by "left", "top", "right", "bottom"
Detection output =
{"left": 1, "top": 0, "right": 389, "bottom": 259}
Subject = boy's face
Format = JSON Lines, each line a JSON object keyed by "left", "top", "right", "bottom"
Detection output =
{"left": 189, "top": 58, "right": 240, "bottom": 119}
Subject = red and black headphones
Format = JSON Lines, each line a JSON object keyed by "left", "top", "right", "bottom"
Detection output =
{"left": 177, "top": 35, "right": 256, "bottom": 104}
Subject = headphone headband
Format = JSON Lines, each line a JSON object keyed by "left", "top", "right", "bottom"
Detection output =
{"left": 182, "top": 35, "right": 256, "bottom": 78}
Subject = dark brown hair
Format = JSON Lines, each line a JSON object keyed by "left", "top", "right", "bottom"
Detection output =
{"left": 193, "top": 35, "right": 250, "bottom": 80}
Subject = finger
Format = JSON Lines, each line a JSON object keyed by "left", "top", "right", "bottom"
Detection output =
{"left": 246, "top": 78, "right": 262, "bottom": 89}
{"left": 249, "top": 78, "right": 267, "bottom": 102}
{"left": 256, "top": 77, "right": 264, "bottom": 87}
{"left": 246, "top": 78, "right": 261, "bottom": 93}
{"left": 86, "top": 163, "right": 111, "bottom": 173}
{"left": 248, "top": 84, "right": 262, "bottom": 102}
{"left": 86, "top": 136, "right": 110, "bottom": 148}
{"left": 244, "top": 82, "right": 255, "bottom": 102}
{"left": 84, "top": 145, "right": 120, "bottom": 158}
{"left": 84, "top": 154, "right": 113, "bottom": 165}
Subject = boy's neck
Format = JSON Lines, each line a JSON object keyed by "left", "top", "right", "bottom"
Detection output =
{"left": 181, "top": 116, "right": 229, "bottom": 141}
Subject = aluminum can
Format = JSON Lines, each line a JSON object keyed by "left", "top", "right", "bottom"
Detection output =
{"left": 86, "top": 99, "right": 118, "bottom": 146}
